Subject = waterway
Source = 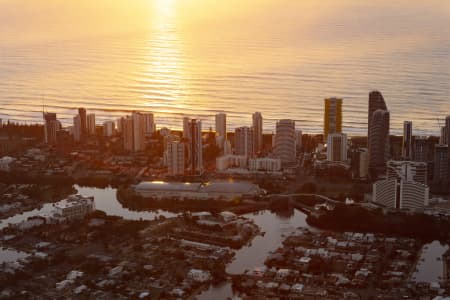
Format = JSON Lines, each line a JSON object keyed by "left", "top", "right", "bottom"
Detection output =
{"left": 198, "top": 208, "right": 309, "bottom": 299}
{"left": 0, "top": 185, "right": 177, "bottom": 230}
{"left": 412, "top": 241, "right": 449, "bottom": 283}
{"left": 1, "top": 186, "right": 448, "bottom": 295}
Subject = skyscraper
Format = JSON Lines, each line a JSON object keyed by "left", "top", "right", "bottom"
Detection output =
{"left": 352, "top": 148, "right": 369, "bottom": 179}
{"left": 43, "top": 112, "right": 58, "bottom": 145}
{"left": 87, "top": 113, "right": 96, "bottom": 136}
{"left": 183, "top": 117, "right": 191, "bottom": 139}
{"left": 235, "top": 126, "right": 254, "bottom": 157}
{"left": 324, "top": 97, "right": 342, "bottom": 142}
{"left": 73, "top": 115, "right": 82, "bottom": 142}
{"left": 327, "top": 133, "right": 348, "bottom": 162}
{"left": 295, "top": 130, "right": 303, "bottom": 153}
{"left": 446, "top": 115, "right": 450, "bottom": 145}
{"left": 440, "top": 126, "right": 448, "bottom": 145}
{"left": 368, "top": 91, "right": 387, "bottom": 137}
{"left": 122, "top": 113, "right": 146, "bottom": 152}
{"left": 143, "top": 113, "right": 156, "bottom": 136}
{"left": 413, "top": 136, "right": 428, "bottom": 162}
{"left": 132, "top": 112, "right": 146, "bottom": 152}
{"left": 402, "top": 121, "right": 412, "bottom": 160}
{"left": 163, "top": 134, "right": 181, "bottom": 166}
{"left": 215, "top": 113, "right": 227, "bottom": 149}
{"left": 274, "top": 119, "right": 296, "bottom": 166}
{"left": 167, "top": 141, "right": 185, "bottom": 176}
{"left": 446, "top": 115, "right": 450, "bottom": 174}
{"left": 123, "top": 117, "right": 134, "bottom": 152}
{"left": 434, "top": 144, "right": 449, "bottom": 183}
{"left": 188, "top": 119, "right": 203, "bottom": 175}
{"left": 78, "top": 108, "right": 87, "bottom": 137}
{"left": 103, "top": 121, "right": 115, "bottom": 137}
{"left": 215, "top": 113, "right": 226, "bottom": 139}
{"left": 368, "top": 91, "right": 389, "bottom": 178}
{"left": 252, "top": 112, "right": 263, "bottom": 152}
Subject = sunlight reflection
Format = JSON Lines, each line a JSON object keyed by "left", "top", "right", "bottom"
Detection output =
{"left": 142, "top": 0, "right": 189, "bottom": 114}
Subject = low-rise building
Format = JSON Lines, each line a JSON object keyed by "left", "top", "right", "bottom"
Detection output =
{"left": 134, "top": 181, "right": 264, "bottom": 201}
{"left": 187, "top": 269, "right": 211, "bottom": 283}
{"left": 53, "top": 195, "right": 95, "bottom": 222}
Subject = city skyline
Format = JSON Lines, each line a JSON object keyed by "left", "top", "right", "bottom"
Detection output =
{"left": 2, "top": 1, "right": 450, "bottom": 299}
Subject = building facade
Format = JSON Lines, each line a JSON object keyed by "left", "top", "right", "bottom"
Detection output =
{"left": 43, "top": 112, "right": 58, "bottom": 145}
{"left": 143, "top": 113, "right": 156, "bottom": 136}
{"left": 235, "top": 126, "right": 254, "bottom": 157}
{"left": 324, "top": 97, "right": 343, "bottom": 141}
{"left": 188, "top": 119, "right": 203, "bottom": 175}
{"left": 434, "top": 144, "right": 449, "bottom": 183}
{"left": 249, "top": 158, "right": 282, "bottom": 173}
{"left": 274, "top": 119, "right": 296, "bottom": 166}
{"left": 73, "top": 115, "right": 82, "bottom": 142}
{"left": 368, "top": 109, "right": 390, "bottom": 177}
{"left": 216, "top": 155, "right": 247, "bottom": 172}
{"left": 87, "top": 113, "right": 96, "bottom": 136}
{"left": 167, "top": 141, "right": 185, "bottom": 176}
{"left": 373, "top": 179, "right": 429, "bottom": 210}
{"left": 327, "top": 133, "right": 348, "bottom": 162}
{"left": 253, "top": 112, "right": 263, "bottom": 152}
{"left": 216, "top": 113, "right": 227, "bottom": 148}
{"left": 402, "top": 121, "right": 413, "bottom": 160}
{"left": 387, "top": 160, "right": 428, "bottom": 185}
{"left": 78, "top": 108, "right": 87, "bottom": 137}
{"left": 103, "top": 121, "right": 115, "bottom": 137}
{"left": 413, "top": 136, "right": 428, "bottom": 162}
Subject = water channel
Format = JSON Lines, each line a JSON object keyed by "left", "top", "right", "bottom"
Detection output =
{"left": 0, "top": 186, "right": 447, "bottom": 298}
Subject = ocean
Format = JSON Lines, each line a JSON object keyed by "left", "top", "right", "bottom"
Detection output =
{"left": 1, "top": 0, "right": 450, "bottom": 135}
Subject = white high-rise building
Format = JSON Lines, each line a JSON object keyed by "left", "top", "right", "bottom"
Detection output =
{"left": 167, "top": 141, "right": 185, "bottom": 176}
{"left": 373, "top": 179, "right": 429, "bottom": 210}
{"left": 73, "top": 115, "right": 82, "bottom": 142}
{"left": 400, "top": 181, "right": 429, "bottom": 210}
{"left": 274, "top": 119, "right": 296, "bottom": 166}
{"left": 163, "top": 134, "right": 181, "bottom": 166}
{"left": 327, "top": 133, "right": 347, "bottom": 162}
{"left": 373, "top": 179, "right": 397, "bottom": 209}
{"left": 253, "top": 112, "right": 263, "bottom": 152}
{"left": 87, "top": 113, "right": 96, "bottom": 136}
{"left": 235, "top": 126, "right": 254, "bottom": 157}
{"left": 387, "top": 160, "right": 428, "bottom": 185}
{"left": 103, "top": 121, "right": 115, "bottom": 137}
